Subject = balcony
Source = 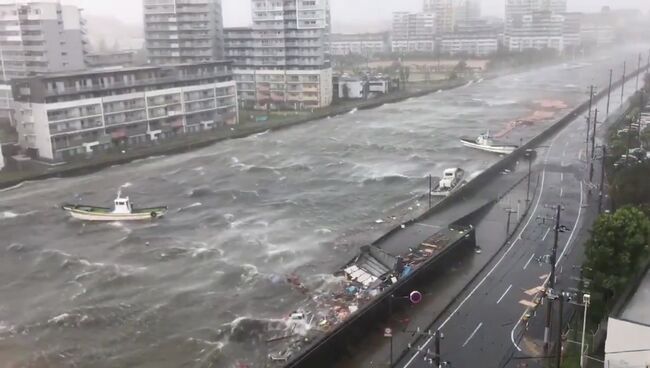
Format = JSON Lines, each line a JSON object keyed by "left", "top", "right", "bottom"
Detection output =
{"left": 46, "top": 72, "right": 231, "bottom": 97}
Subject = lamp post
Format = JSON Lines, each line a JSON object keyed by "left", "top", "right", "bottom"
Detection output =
{"left": 580, "top": 293, "right": 591, "bottom": 368}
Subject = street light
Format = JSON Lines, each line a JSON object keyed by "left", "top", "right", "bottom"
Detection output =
{"left": 580, "top": 293, "right": 591, "bottom": 368}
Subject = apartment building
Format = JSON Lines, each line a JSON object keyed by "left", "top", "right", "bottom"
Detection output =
{"left": 391, "top": 12, "right": 435, "bottom": 53}
{"left": 0, "top": 2, "right": 88, "bottom": 81}
{"left": 423, "top": 0, "right": 481, "bottom": 34}
{"left": 330, "top": 33, "right": 389, "bottom": 56}
{"left": 85, "top": 51, "right": 142, "bottom": 68}
{"left": 0, "top": 84, "right": 13, "bottom": 125}
{"left": 11, "top": 61, "right": 237, "bottom": 161}
{"left": 224, "top": 0, "right": 333, "bottom": 110}
{"left": 506, "top": 11, "right": 565, "bottom": 51}
{"left": 143, "top": 0, "right": 225, "bottom": 65}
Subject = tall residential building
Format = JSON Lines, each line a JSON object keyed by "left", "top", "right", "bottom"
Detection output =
{"left": 505, "top": 0, "right": 568, "bottom": 51}
{"left": 506, "top": 10, "right": 565, "bottom": 51}
{"left": 423, "top": 0, "right": 481, "bottom": 34}
{"left": 143, "top": 0, "right": 225, "bottom": 65}
{"left": 0, "top": 2, "right": 88, "bottom": 81}
{"left": 329, "top": 33, "right": 390, "bottom": 56}
{"left": 391, "top": 12, "right": 435, "bottom": 53}
{"left": 11, "top": 61, "right": 237, "bottom": 161}
{"left": 224, "top": 0, "right": 333, "bottom": 110}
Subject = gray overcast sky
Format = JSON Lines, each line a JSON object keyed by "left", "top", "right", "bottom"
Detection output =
{"left": 59, "top": 0, "right": 650, "bottom": 27}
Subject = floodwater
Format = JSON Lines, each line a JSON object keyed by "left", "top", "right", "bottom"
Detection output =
{"left": 0, "top": 46, "right": 644, "bottom": 367}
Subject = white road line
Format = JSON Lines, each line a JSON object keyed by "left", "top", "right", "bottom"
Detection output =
{"left": 560, "top": 187, "right": 564, "bottom": 197}
{"left": 462, "top": 322, "right": 483, "bottom": 347}
{"left": 542, "top": 227, "right": 551, "bottom": 241}
{"left": 523, "top": 253, "right": 536, "bottom": 270}
{"left": 403, "top": 131, "right": 562, "bottom": 367}
{"left": 510, "top": 181, "right": 585, "bottom": 352}
{"left": 560, "top": 173, "right": 564, "bottom": 182}
{"left": 497, "top": 285, "right": 513, "bottom": 304}
{"left": 415, "top": 223, "right": 441, "bottom": 229}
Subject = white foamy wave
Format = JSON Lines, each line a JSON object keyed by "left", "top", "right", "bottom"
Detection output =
{"left": 121, "top": 182, "right": 132, "bottom": 188}
{"left": 253, "top": 129, "right": 270, "bottom": 138}
{"left": 2, "top": 211, "right": 18, "bottom": 219}
{"left": 0, "top": 182, "right": 24, "bottom": 192}
{"left": 348, "top": 108, "right": 358, "bottom": 114}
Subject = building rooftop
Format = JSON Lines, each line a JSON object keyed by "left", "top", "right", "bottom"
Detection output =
{"left": 620, "top": 267, "right": 650, "bottom": 325}
{"left": 15, "top": 61, "right": 233, "bottom": 81}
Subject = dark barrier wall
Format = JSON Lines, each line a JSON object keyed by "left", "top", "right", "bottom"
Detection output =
{"left": 285, "top": 67, "right": 647, "bottom": 368}
{"left": 284, "top": 228, "right": 476, "bottom": 368}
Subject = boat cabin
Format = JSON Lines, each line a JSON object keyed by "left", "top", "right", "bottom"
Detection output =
{"left": 113, "top": 196, "right": 133, "bottom": 214}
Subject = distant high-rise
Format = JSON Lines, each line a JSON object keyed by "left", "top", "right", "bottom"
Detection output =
{"left": 223, "top": 0, "right": 333, "bottom": 110}
{"left": 391, "top": 12, "right": 435, "bottom": 53}
{"left": 249, "top": 0, "right": 331, "bottom": 69}
{"left": 423, "top": 0, "right": 481, "bottom": 34}
{"left": 0, "top": 2, "right": 88, "bottom": 81}
{"left": 505, "top": 0, "right": 568, "bottom": 51}
{"left": 143, "top": 0, "right": 225, "bottom": 65}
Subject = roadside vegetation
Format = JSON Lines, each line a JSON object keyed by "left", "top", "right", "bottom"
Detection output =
{"left": 560, "top": 73, "right": 650, "bottom": 368}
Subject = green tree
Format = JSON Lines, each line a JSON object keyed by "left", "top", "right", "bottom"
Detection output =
{"left": 584, "top": 207, "right": 650, "bottom": 319}
{"left": 610, "top": 161, "right": 650, "bottom": 211}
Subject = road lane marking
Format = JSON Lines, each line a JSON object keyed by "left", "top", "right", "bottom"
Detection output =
{"left": 560, "top": 187, "right": 564, "bottom": 197}
{"left": 511, "top": 181, "right": 585, "bottom": 352}
{"left": 403, "top": 122, "right": 564, "bottom": 367}
{"left": 497, "top": 285, "right": 513, "bottom": 304}
{"left": 462, "top": 322, "right": 483, "bottom": 347}
{"left": 560, "top": 173, "right": 564, "bottom": 182}
{"left": 414, "top": 223, "right": 441, "bottom": 229}
{"left": 523, "top": 253, "right": 536, "bottom": 270}
{"left": 542, "top": 227, "right": 551, "bottom": 241}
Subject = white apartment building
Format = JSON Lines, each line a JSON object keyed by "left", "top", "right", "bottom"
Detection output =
{"left": 0, "top": 2, "right": 88, "bottom": 81}
{"left": 234, "top": 68, "right": 332, "bottom": 110}
{"left": 423, "top": 0, "right": 481, "bottom": 34}
{"left": 143, "top": 0, "right": 225, "bottom": 65}
{"left": 391, "top": 12, "right": 435, "bottom": 53}
{"left": 0, "top": 84, "right": 13, "bottom": 125}
{"left": 11, "top": 62, "right": 237, "bottom": 161}
{"left": 330, "top": 33, "right": 389, "bottom": 56}
{"left": 224, "top": 0, "right": 333, "bottom": 110}
{"left": 506, "top": 11, "right": 565, "bottom": 51}
{"left": 440, "top": 36, "right": 498, "bottom": 56}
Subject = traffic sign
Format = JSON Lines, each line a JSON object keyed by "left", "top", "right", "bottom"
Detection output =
{"left": 384, "top": 328, "right": 392, "bottom": 337}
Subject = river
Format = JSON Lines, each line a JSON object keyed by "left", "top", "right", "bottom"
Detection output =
{"left": 0, "top": 46, "right": 645, "bottom": 367}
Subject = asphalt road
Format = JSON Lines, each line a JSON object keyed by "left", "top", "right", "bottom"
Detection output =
{"left": 395, "top": 68, "right": 639, "bottom": 368}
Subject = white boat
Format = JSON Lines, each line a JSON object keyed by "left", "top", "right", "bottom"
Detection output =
{"left": 460, "top": 133, "right": 518, "bottom": 155}
{"left": 62, "top": 192, "right": 167, "bottom": 221}
{"left": 432, "top": 168, "right": 465, "bottom": 197}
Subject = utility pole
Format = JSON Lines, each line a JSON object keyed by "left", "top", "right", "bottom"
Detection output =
{"left": 428, "top": 174, "right": 433, "bottom": 209}
{"left": 525, "top": 149, "right": 534, "bottom": 204}
{"left": 636, "top": 53, "right": 642, "bottom": 91}
{"left": 589, "top": 109, "right": 598, "bottom": 183}
{"left": 606, "top": 69, "right": 613, "bottom": 116}
{"left": 626, "top": 114, "right": 634, "bottom": 164}
{"left": 621, "top": 61, "right": 626, "bottom": 106}
{"left": 556, "top": 293, "right": 564, "bottom": 368}
{"left": 506, "top": 208, "right": 517, "bottom": 235}
{"left": 545, "top": 205, "right": 561, "bottom": 350}
{"left": 434, "top": 330, "right": 441, "bottom": 368}
{"left": 599, "top": 146, "right": 607, "bottom": 214}
{"left": 586, "top": 85, "right": 594, "bottom": 159}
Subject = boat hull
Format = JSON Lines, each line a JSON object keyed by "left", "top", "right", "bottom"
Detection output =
{"left": 62, "top": 205, "right": 167, "bottom": 222}
{"left": 460, "top": 138, "right": 517, "bottom": 154}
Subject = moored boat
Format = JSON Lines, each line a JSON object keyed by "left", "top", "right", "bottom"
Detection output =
{"left": 431, "top": 168, "right": 465, "bottom": 197}
{"left": 460, "top": 132, "right": 518, "bottom": 155}
{"left": 62, "top": 192, "right": 167, "bottom": 221}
